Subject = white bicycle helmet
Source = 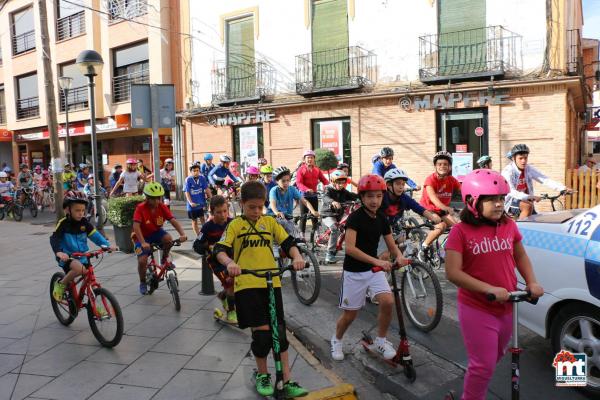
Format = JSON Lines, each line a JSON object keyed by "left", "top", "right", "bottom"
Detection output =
{"left": 273, "top": 166, "right": 291, "bottom": 181}
{"left": 0, "top": 172, "right": 8, "bottom": 178}
{"left": 433, "top": 151, "right": 453, "bottom": 165}
{"left": 220, "top": 154, "right": 232, "bottom": 163}
{"left": 384, "top": 168, "right": 409, "bottom": 183}
{"left": 330, "top": 170, "right": 348, "bottom": 181}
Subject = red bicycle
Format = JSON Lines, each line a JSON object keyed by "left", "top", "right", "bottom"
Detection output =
{"left": 311, "top": 200, "right": 362, "bottom": 262}
{"left": 145, "top": 239, "right": 182, "bottom": 311}
{"left": 49, "top": 248, "right": 124, "bottom": 347}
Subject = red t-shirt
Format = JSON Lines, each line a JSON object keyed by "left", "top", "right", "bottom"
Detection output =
{"left": 133, "top": 201, "right": 174, "bottom": 238}
{"left": 516, "top": 170, "right": 528, "bottom": 193}
{"left": 445, "top": 219, "right": 522, "bottom": 316}
{"left": 419, "top": 173, "right": 461, "bottom": 212}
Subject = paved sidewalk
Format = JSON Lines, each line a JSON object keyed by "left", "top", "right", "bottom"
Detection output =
{"left": 0, "top": 218, "right": 337, "bottom": 400}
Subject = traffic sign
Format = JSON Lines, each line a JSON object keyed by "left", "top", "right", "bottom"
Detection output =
{"left": 474, "top": 126, "right": 484, "bottom": 136}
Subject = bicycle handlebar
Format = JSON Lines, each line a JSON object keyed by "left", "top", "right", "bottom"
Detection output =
{"left": 70, "top": 246, "right": 114, "bottom": 259}
{"left": 240, "top": 266, "right": 293, "bottom": 278}
{"left": 150, "top": 239, "right": 182, "bottom": 251}
{"left": 486, "top": 290, "right": 539, "bottom": 304}
{"left": 371, "top": 259, "right": 412, "bottom": 273}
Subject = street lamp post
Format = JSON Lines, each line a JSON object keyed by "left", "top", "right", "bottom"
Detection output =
{"left": 58, "top": 76, "right": 73, "bottom": 164}
{"left": 76, "top": 50, "right": 104, "bottom": 232}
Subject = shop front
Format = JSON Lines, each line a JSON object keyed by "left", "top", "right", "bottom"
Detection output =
{"left": 183, "top": 78, "right": 582, "bottom": 193}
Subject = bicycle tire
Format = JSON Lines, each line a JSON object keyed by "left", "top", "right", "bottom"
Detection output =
{"left": 87, "top": 287, "right": 124, "bottom": 347}
{"left": 291, "top": 247, "right": 321, "bottom": 305}
{"left": 311, "top": 222, "right": 328, "bottom": 256}
{"left": 29, "top": 201, "right": 37, "bottom": 218}
{"left": 146, "top": 266, "right": 158, "bottom": 295}
{"left": 50, "top": 272, "right": 78, "bottom": 325}
{"left": 12, "top": 205, "right": 23, "bottom": 221}
{"left": 167, "top": 272, "right": 181, "bottom": 311}
{"left": 401, "top": 261, "right": 443, "bottom": 332}
{"left": 552, "top": 199, "right": 564, "bottom": 211}
{"left": 0, "top": 207, "right": 4, "bottom": 220}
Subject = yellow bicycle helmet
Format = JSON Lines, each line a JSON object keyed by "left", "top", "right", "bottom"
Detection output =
{"left": 143, "top": 182, "right": 165, "bottom": 197}
{"left": 260, "top": 165, "right": 274, "bottom": 174}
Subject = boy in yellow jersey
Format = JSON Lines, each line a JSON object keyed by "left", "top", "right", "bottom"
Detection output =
{"left": 214, "top": 181, "right": 308, "bottom": 398}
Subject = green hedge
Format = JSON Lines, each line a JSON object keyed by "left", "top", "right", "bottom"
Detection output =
{"left": 107, "top": 195, "right": 144, "bottom": 227}
{"left": 315, "top": 148, "right": 338, "bottom": 171}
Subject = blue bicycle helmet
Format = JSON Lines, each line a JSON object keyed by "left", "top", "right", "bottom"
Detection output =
{"left": 204, "top": 153, "right": 213, "bottom": 161}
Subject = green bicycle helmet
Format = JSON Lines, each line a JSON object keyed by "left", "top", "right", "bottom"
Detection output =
{"left": 143, "top": 182, "right": 165, "bottom": 197}
{"left": 260, "top": 165, "right": 274, "bottom": 174}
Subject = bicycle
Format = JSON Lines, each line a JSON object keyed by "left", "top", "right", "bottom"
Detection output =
{"left": 39, "top": 185, "right": 55, "bottom": 213}
{"left": 145, "top": 239, "right": 182, "bottom": 311}
{"left": 0, "top": 192, "right": 23, "bottom": 221}
{"left": 86, "top": 190, "right": 108, "bottom": 226}
{"left": 311, "top": 200, "right": 362, "bottom": 263}
{"left": 276, "top": 215, "right": 321, "bottom": 305}
{"left": 539, "top": 189, "right": 574, "bottom": 211}
{"left": 49, "top": 247, "right": 124, "bottom": 347}
{"left": 18, "top": 187, "right": 38, "bottom": 218}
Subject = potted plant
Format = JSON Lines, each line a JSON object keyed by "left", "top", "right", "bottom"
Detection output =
{"left": 314, "top": 148, "right": 339, "bottom": 180}
{"left": 107, "top": 195, "right": 144, "bottom": 253}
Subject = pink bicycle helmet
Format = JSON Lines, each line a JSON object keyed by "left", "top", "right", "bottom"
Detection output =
{"left": 461, "top": 170, "right": 510, "bottom": 218}
{"left": 303, "top": 150, "right": 316, "bottom": 158}
{"left": 246, "top": 165, "right": 260, "bottom": 175}
{"left": 126, "top": 158, "right": 137, "bottom": 164}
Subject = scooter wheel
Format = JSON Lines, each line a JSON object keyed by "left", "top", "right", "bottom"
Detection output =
{"left": 404, "top": 363, "right": 416, "bottom": 382}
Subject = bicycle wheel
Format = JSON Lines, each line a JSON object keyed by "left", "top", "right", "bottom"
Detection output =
{"left": 401, "top": 261, "right": 443, "bottom": 332}
{"left": 49, "top": 272, "right": 78, "bottom": 325}
{"left": 29, "top": 200, "right": 38, "bottom": 218}
{"left": 166, "top": 271, "right": 181, "bottom": 311}
{"left": 0, "top": 207, "right": 4, "bottom": 220}
{"left": 552, "top": 199, "right": 564, "bottom": 211}
{"left": 87, "top": 287, "right": 124, "bottom": 347}
{"left": 12, "top": 205, "right": 23, "bottom": 221}
{"left": 311, "top": 223, "right": 329, "bottom": 258}
{"left": 291, "top": 247, "right": 321, "bottom": 305}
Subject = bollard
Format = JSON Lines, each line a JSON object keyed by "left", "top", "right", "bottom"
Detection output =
{"left": 199, "top": 255, "right": 215, "bottom": 295}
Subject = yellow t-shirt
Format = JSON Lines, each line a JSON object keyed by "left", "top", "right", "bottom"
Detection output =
{"left": 62, "top": 171, "right": 75, "bottom": 182}
{"left": 217, "top": 215, "right": 289, "bottom": 292}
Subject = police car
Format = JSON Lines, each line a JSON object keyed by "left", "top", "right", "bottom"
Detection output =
{"left": 517, "top": 206, "right": 600, "bottom": 391}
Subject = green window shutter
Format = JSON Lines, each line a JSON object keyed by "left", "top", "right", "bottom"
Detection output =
{"left": 226, "top": 16, "right": 255, "bottom": 99}
{"left": 438, "top": 0, "right": 486, "bottom": 76}
{"left": 311, "top": 0, "right": 349, "bottom": 88}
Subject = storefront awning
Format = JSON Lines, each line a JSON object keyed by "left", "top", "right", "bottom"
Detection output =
{"left": 15, "top": 114, "right": 131, "bottom": 142}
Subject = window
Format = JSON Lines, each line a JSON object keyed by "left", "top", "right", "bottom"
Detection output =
{"left": 0, "top": 85, "right": 6, "bottom": 125}
{"left": 438, "top": 0, "right": 486, "bottom": 75}
{"left": 57, "top": 0, "right": 85, "bottom": 41}
{"left": 311, "top": 118, "right": 351, "bottom": 169}
{"left": 108, "top": 0, "right": 148, "bottom": 22}
{"left": 233, "top": 125, "right": 264, "bottom": 169}
{"left": 59, "top": 62, "right": 89, "bottom": 112}
{"left": 311, "top": 0, "right": 349, "bottom": 88}
{"left": 226, "top": 16, "right": 255, "bottom": 99}
{"left": 16, "top": 73, "right": 39, "bottom": 119}
{"left": 112, "top": 41, "right": 149, "bottom": 102}
{"left": 11, "top": 7, "right": 35, "bottom": 55}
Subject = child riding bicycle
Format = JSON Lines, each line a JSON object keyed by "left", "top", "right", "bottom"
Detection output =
{"left": 192, "top": 195, "right": 236, "bottom": 322}
{"left": 213, "top": 181, "right": 309, "bottom": 398}
{"left": 418, "top": 151, "right": 462, "bottom": 262}
{"left": 50, "top": 191, "right": 115, "bottom": 302}
{"left": 132, "top": 182, "right": 187, "bottom": 295}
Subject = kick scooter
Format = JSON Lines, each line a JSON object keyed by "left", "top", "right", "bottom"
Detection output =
{"left": 242, "top": 266, "right": 295, "bottom": 399}
{"left": 360, "top": 260, "right": 416, "bottom": 382}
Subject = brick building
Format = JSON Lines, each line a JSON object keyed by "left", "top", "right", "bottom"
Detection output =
{"left": 180, "top": 0, "right": 595, "bottom": 194}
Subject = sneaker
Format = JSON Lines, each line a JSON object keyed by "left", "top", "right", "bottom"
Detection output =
{"left": 226, "top": 310, "right": 238, "bottom": 324}
{"left": 330, "top": 335, "right": 344, "bottom": 361}
{"left": 284, "top": 380, "right": 309, "bottom": 398}
{"left": 139, "top": 282, "right": 148, "bottom": 295}
{"left": 325, "top": 253, "right": 336, "bottom": 264}
{"left": 254, "top": 372, "right": 274, "bottom": 397}
{"left": 372, "top": 337, "right": 396, "bottom": 360}
{"left": 52, "top": 281, "right": 65, "bottom": 301}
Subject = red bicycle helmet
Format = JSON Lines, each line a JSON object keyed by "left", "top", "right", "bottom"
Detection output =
{"left": 357, "top": 174, "right": 386, "bottom": 193}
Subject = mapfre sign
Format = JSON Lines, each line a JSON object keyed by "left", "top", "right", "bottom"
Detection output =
{"left": 399, "top": 91, "right": 514, "bottom": 112}
{"left": 208, "top": 110, "right": 276, "bottom": 126}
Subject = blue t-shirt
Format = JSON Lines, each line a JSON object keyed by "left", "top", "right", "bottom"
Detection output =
{"left": 380, "top": 191, "right": 426, "bottom": 225}
{"left": 264, "top": 180, "right": 277, "bottom": 208}
{"left": 184, "top": 175, "right": 208, "bottom": 211}
{"left": 76, "top": 172, "right": 89, "bottom": 189}
{"left": 268, "top": 185, "right": 302, "bottom": 216}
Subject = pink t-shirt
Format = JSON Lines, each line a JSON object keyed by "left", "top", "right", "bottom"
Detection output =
{"left": 445, "top": 219, "right": 522, "bottom": 316}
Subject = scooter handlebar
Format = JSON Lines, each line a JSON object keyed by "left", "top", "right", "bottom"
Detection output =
{"left": 486, "top": 290, "right": 539, "bottom": 304}
{"left": 240, "top": 266, "right": 293, "bottom": 278}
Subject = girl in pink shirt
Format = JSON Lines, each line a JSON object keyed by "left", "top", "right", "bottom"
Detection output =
{"left": 445, "top": 170, "right": 543, "bottom": 400}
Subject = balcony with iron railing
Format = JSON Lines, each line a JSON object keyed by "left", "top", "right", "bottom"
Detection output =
{"left": 59, "top": 86, "right": 88, "bottom": 112}
{"left": 295, "top": 46, "right": 376, "bottom": 96}
{"left": 112, "top": 67, "right": 149, "bottom": 103}
{"left": 12, "top": 29, "right": 35, "bottom": 56}
{"left": 567, "top": 29, "right": 583, "bottom": 76}
{"left": 418, "top": 26, "right": 522, "bottom": 83}
{"left": 57, "top": 10, "right": 85, "bottom": 41}
{"left": 16, "top": 96, "right": 39, "bottom": 119}
{"left": 0, "top": 106, "right": 6, "bottom": 125}
{"left": 108, "top": 0, "right": 148, "bottom": 23}
{"left": 211, "top": 60, "right": 276, "bottom": 105}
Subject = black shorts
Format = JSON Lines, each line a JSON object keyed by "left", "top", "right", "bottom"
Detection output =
{"left": 235, "top": 288, "right": 285, "bottom": 330}
{"left": 187, "top": 209, "right": 205, "bottom": 220}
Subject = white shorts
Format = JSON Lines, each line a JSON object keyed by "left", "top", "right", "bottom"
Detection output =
{"left": 338, "top": 270, "right": 391, "bottom": 310}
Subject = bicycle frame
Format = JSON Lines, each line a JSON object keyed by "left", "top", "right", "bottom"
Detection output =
{"left": 315, "top": 202, "right": 361, "bottom": 251}
{"left": 67, "top": 250, "right": 110, "bottom": 317}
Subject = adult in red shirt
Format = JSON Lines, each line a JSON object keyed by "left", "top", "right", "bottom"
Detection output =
{"left": 295, "top": 149, "right": 329, "bottom": 234}
{"left": 418, "top": 151, "right": 461, "bottom": 261}
{"left": 132, "top": 182, "right": 187, "bottom": 295}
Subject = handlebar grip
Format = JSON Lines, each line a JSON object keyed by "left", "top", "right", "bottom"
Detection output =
{"left": 371, "top": 266, "right": 384, "bottom": 273}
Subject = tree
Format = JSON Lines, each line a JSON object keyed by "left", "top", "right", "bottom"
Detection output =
{"left": 314, "top": 148, "right": 338, "bottom": 179}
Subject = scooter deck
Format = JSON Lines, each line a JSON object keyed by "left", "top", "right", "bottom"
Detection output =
{"left": 213, "top": 308, "right": 240, "bottom": 328}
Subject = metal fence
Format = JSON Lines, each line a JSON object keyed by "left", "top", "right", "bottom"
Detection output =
{"left": 211, "top": 60, "right": 276, "bottom": 104}
{"left": 12, "top": 30, "right": 35, "bottom": 55}
{"left": 567, "top": 29, "right": 583, "bottom": 76}
{"left": 418, "top": 25, "right": 522, "bottom": 82}
{"left": 295, "top": 46, "right": 377, "bottom": 94}
{"left": 59, "top": 86, "right": 89, "bottom": 112}
{"left": 16, "top": 97, "right": 39, "bottom": 119}
{"left": 112, "top": 68, "right": 149, "bottom": 103}
{"left": 57, "top": 11, "right": 85, "bottom": 41}
{"left": 108, "top": 0, "right": 148, "bottom": 23}
{"left": 0, "top": 106, "right": 6, "bottom": 125}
